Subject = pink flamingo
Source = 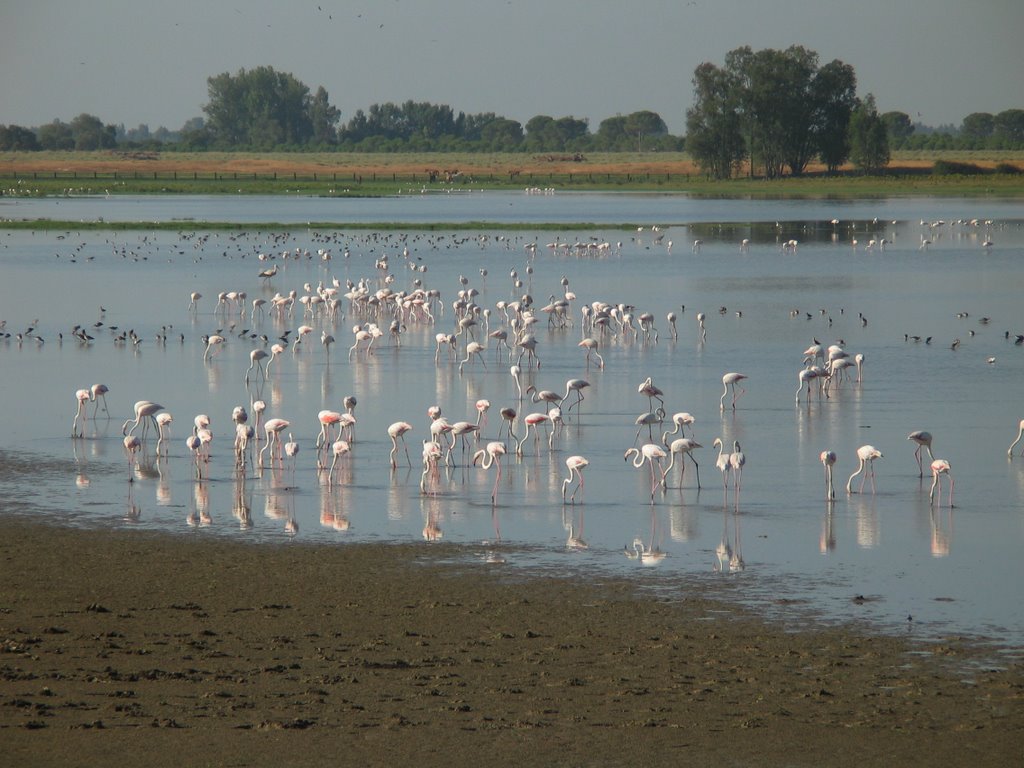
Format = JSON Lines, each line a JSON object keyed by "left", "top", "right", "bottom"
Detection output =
{"left": 72, "top": 388, "right": 91, "bottom": 437}
{"left": 517, "top": 412, "right": 551, "bottom": 455}
{"left": 123, "top": 435, "right": 141, "bottom": 482}
{"left": 259, "top": 418, "right": 290, "bottom": 467}
{"left": 316, "top": 410, "right": 343, "bottom": 467}
{"left": 420, "top": 440, "right": 443, "bottom": 495}
{"left": 89, "top": 383, "right": 110, "bottom": 418}
{"left": 388, "top": 421, "right": 413, "bottom": 468}
{"left": 846, "top": 445, "right": 883, "bottom": 494}
{"left": 559, "top": 378, "right": 590, "bottom": 415}
{"left": 929, "top": 459, "right": 954, "bottom": 506}
{"left": 561, "top": 455, "right": 589, "bottom": 503}
{"left": 328, "top": 439, "right": 351, "bottom": 484}
{"left": 907, "top": 431, "right": 934, "bottom": 477}
{"left": 720, "top": 372, "right": 748, "bottom": 410}
{"left": 1009, "top": 419, "right": 1024, "bottom": 457}
{"left": 820, "top": 450, "right": 837, "bottom": 500}
{"left": 122, "top": 400, "right": 164, "bottom": 442}
{"left": 662, "top": 438, "right": 702, "bottom": 489}
{"left": 625, "top": 444, "right": 668, "bottom": 501}
{"left": 473, "top": 441, "right": 507, "bottom": 504}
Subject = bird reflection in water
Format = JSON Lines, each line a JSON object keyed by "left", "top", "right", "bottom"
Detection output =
{"left": 625, "top": 509, "right": 666, "bottom": 565}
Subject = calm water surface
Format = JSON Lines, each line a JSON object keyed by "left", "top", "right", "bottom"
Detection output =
{"left": 1, "top": 193, "right": 1022, "bottom": 658}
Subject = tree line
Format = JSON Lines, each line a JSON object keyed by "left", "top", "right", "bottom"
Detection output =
{"left": 1, "top": 57, "right": 1022, "bottom": 169}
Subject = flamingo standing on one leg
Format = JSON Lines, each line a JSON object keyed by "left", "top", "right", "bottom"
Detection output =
{"left": 820, "top": 450, "right": 837, "bottom": 500}
{"left": 907, "top": 431, "right": 935, "bottom": 477}
{"left": 847, "top": 445, "right": 883, "bottom": 494}
{"left": 720, "top": 372, "right": 748, "bottom": 410}
{"left": 625, "top": 444, "right": 668, "bottom": 502}
{"left": 561, "top": 455, "right": 589, "bottom": 503}
{"left": 472, "top": 441, "right": 507, "bottom": 504}
{"left": 929, "top": 459, "right": 954, "bottom": 507}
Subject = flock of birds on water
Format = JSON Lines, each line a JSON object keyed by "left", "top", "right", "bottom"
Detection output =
{"left": 4, "top": 217, "right": 1023, "bottom": 550}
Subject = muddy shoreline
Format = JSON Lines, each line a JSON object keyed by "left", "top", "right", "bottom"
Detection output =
{"left": 1, "top": 516, "right": 1020, "bottom": 766}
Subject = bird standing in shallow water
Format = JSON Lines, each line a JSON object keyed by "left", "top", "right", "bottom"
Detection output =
{"left": 929, "top": 459, "right": 954, "bottom": 506}
{"left": 907, "top": 431, "right": 934, "bottom": 477}
{"left": 847, "top": 445, "right": 883, "bottom": 494}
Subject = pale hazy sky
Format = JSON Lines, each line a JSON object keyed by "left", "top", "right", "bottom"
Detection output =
{"left": 2, "top": 0, "right": 1022, "bottom": 134}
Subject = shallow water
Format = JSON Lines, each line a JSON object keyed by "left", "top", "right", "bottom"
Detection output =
{"left": 1, "top": 193, "right": 1022, "bottom": 655}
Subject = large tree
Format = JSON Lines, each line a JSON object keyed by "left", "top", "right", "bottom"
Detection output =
{"left": 848, "top": 94, "right": 890, "bottom": 173}
{"left": 811, "top": 60, "right": 857, "bottom": 173}
{"left": 203, "top": 66, "right": 318, "bottom": 148}
{"left": 687, "top": 46, "right": 861, "bottom": 177}
{"left": 685, "top": 63, "right": 745, "bottom": 179}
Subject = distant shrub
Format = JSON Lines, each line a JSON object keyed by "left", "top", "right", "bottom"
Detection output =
{"left": 993, "top": 162, "right": 1021, "bottom": 174}
{"left": 932, "top": 160, "right": 987, "bottom": 175}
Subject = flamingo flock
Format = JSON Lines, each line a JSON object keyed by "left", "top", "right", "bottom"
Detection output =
{"left": 37, "top": 220, "right": 1022, "bottom": 559}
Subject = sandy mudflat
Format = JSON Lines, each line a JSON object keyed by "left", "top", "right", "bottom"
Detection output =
{"left": 0, "top": 517, "right": 1020, "bottom": 767}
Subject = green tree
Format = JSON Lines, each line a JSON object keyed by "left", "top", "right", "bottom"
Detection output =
{"left": 961, "top": 112, "right": 994, "bottom": 142}
{"left": 812, "top": 60, "right": 857, "bottom": 172}
{"left": 993, "top": 109, "right": 1024, "bottom": 144}
{"left": 881, "top": 111, "right": 915, "bottom": 147}
{"left": 70, "top": 113, "right": 116, "bottom": 150}
{"left": 309, "top": 86, "right": 340, "bottom": 145}
{"left": 478, "top": 118, "right": 523, "bottom": 151}
{"left": 0, "top": 124, "right": 40, "bottom": 150}
{"left": 203, "top": 66, "right": 317, "bottom": 148}
{"left": 685, "top": 62, "right": 745, "bottom": 179}
{"left": 849, "top": 94, "right": 890, "bottom": 173}
{"left": 37, "top": 119, "right": 74, "bottom": 150}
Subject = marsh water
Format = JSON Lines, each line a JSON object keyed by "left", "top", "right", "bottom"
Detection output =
{"left": 1, "top": 191, "right": 1022, "bottom": 657}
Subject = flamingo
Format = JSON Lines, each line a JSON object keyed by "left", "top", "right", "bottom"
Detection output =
{"left": 328, "top": 439, "right": 351, "bottom": 484}
{"left": 156, "top": 412, "right": 173, "bottom": 456}
{"left": 123, "top": 434, "right": 142, "bottom": 482}
{"left": 122, "top": 400, "right": 164, "bottom": 442}
{"left": 447, "top": 421, "right": 480, "bottom": 464}
{"left": 720, "top": 372, "right": 748, "bottom": 410}
{"left": 284, "top": 433, "right": 300, "bottom": 472}
{"left": 89, "top": 383, "right": 110, "bottom": 418}
{"left": 820, "top": 450, "right": 837, "bottom": 500}
{"left": 633, "top": 408, "right": 666, "bottom": 446}
{"left": 929, "top": 459, "right": 954, "bottom": 507}
{"left": 637, "top": 376, "right": 664, "bottom": 409}
{"left": 661, "top": 412, "right": 695, "bottom": 442}
{"left": 561, "top": 455, "right": 589, "bottom": 503}
{"left": 1009, "top": 419, "right": 1024, "bottom": 457}
{"left": 420, "top": 440, "right": 443, "bottom": 495}
{"left": 713, "top": 438, "right": 732, "bottom": 493}
{"left": 846, "top": 445, "right": 883, "bottom": 494}
{"left": 203, "top": 334, "right": 225, "bottom": 361}
{"left": 662, "top": 438, "right": 702, "bottom": 489}
{"left": 796, "top": 368, "right": 819, "bottom": 403}
{"left": 729, "top": 441, "right": 746, "bottom": 495}
{"left": 459, "top": 341, "right": 487, "bottom": 373}
{"left": 316, "top": 410, "right": 343, "bottom": 466}
{"left": 387, "top": 421, "right": 413, "bottom": 468}
{"left": 259, "top": 418, "right": 290, "bottom": 467}
{"left": 559, "top": 378, "right": 590, "bottom": 414}
{"left": 472, "top": 441, "right": 507, "bottom": 503}
{"left": 517, "top": 412, "right": 551, "bottom": 455}
{"left": 578, "top": 338, "right": 604, "bottom": 369}
{"left": 246, "top": 349, "right": 269, "bottom": 383}
{"left": 624, "top": 444, "right": 668, "bottom": 501}
{"left": 525, "top": 385, "right": 561, "bottom": 413}
{"left": 907, "top": 431, "right": 935, "bottom": 477}
{"left": 72, "top": 388, "right": 91, "bottom": 437}
{"left": 510, "top": 364, "right": 524, "bottom": 401}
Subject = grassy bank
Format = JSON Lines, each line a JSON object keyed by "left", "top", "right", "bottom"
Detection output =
{"left": 2, "top": 150, "right": 1023, "bottom": 199}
